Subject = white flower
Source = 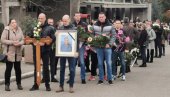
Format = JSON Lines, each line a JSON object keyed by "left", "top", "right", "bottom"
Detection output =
{"left": 38, "top": 29, "right": 41, "bottom": 32}
{"left": 38, "top": 22, "right": 41, "bottom": 25}
{"left": 34, "top": 33, "right": 37, "bottom": 37}
{"left": 152, "top": 23, "right": 160, "bottom": 27}
{"left": 37, "top": 25, "right": 40, "bottom": 27}
{"left": 87, "top": 37, "right": 93, "bottom": 42}
{"left": 125, "top": 50, "right": 129, "bottom": 53}
{"left": 34, "top": 27, "right": 37, "bottom": 30}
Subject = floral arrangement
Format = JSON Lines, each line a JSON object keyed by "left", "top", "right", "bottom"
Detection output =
{"left": 114, "top": 30, "right": 126, "bottom": 51}
{"left": 77, "top": 26, "right": 92, "bottom": 42}
{"left": 33, "top": 22, "right": 42, "bottom": 40}
{"left": 125, "top": 47, "right": 139, "bottom": 66}
{"left": 77, "top": 26, "right": 110, "bottom": 48}
{"left": 87, "top": 35, "right": 110, "bottom": 48}
{"left": 163, "top": 26, "right": 170, "bottom": 34}
{"left": 152, "top": 23, "right": 160, "bottom": 31}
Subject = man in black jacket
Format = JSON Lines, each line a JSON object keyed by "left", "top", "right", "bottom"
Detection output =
{"left": 73, "top": 12, "right": 88, "bottom": 84}
{"left": 28, "top": 13, "right": 55, "bottom": 91}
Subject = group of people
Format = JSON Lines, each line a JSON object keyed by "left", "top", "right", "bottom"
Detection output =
{"left": 0, "top": 11, "right": 168, "bottom": 93}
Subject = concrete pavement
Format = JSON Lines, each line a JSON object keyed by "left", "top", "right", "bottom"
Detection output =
{"left": 0, "top": 61, "right": 34, "bottom": 85}
{"left": 0, "top": 46, "right": 170, "bottom": 97}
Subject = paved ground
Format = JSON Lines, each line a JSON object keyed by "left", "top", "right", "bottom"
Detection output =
{"left": 0, "top": 46, "right": 170, "bottom": 97}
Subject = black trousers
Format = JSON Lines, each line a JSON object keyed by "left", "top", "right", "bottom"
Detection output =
{"left": 5, "top": 61, "right": 21, "bottom": 85}
{"left": 33, "top": 48, "right": 50, "bottom": 87}
{"left": 147, "top": 49, "right": 154, "bottom": 62}
{"left": 155, "top": 40, "right": 162, "bottom": 57}
{"left": 49, "top": 48, "right": 59, "bottom": 79}
{"left": 161, "top": 44, "right": 165, "bottom": 55}
{"left": 90, "top": 50, "right": 98, "bottom": 76}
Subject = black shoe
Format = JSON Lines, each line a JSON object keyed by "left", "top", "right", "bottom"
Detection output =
{"left": 5, "top": 85, "right": 11, "bottom": 91}
{"left": 46, "top": 86, "right": 51, "bottom": 91}
{"left": 67, "top": 80, "right": 70, "bottom": 84}
{"left": 149, "top": 61, "right": 153, "bottom": 63}
{"left": 108, "top": 80, "right": 113, "bottom": 85}
{"left": 51, "top": 78, "right": 59, "bottom": 82}
{"left": 17, "top": 84, "right": 23, "bottom": 90}
{"left": 41, "top": 79, "right": 45, "bottom": 83}
{"left": 85, "top": 69, "right": 91, "bottom": 73}
{"left": 29, "top": 84, "right": 39, "bottom": 91}
{"left": 139, "top": 64, "right": 147, "bottom": 67}
{"left": 81, "top": 79, "right": 86, "bottom": 84}
{"left": 97, "top": 80, "right": 103, "bottom": 85}
{"left": 56, "top": 87, "right": 64, "bottom": 93}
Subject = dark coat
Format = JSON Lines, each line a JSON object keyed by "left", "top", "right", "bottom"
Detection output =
{"left": 28, "top": 22, "right": 56, "bottom": 53}
{"left": 138, "top": 29, "right": 148, "bottom": 46}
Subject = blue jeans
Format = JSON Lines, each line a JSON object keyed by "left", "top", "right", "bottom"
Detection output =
{"left": 112, "top": 51, "right": 126, "bottom": 76}
{"left": 60, "top": 57, "right": 76, "bottom": 87}
{"left": 79, "top": 45, "right": 86, "bottom": 80}
{"left": 96, "top": 48, "right": 112, "bottom": 81}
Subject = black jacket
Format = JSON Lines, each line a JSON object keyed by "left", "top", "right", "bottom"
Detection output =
{"left": 28, "top": 22, "right": 56, "bottom": 53}
{"left": 73, "top": 20, "right": 88, "bottom": 31}
{"left": 138, "top": 29, "right": 148, "bottom": 46}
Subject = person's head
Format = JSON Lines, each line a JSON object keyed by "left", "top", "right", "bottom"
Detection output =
{"left": 98, "top": 12, "right": 106, "bottom": 23}
{"left": 114, "top": 20, "right": 122, "bottom": 29}
{"left": 123, "top": 17, "right": 129, "bottom": 24}
{"left": 74, "top": 12, "right": 81, "bottom": 22}
{"left": 64, "top": 36, "right": 69, "bottom": 45}
{"left": 48, "top": 18, "right": 54, "bottom": 26}
{"left": 145, "top": 20, "right": 152, "bottom": 28}
{"left": 38, "top": 13, "right": 46, "bottom": 25}
{"left": 140, "top": 23, "right": 146, "bottom": 31}
{"left": 8, "top": 19, "right": 18, "bottom": 29}
{"left": 62, "top": 15, "right": 70, "bottom": 26}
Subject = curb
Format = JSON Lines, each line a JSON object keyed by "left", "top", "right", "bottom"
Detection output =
{"left": 0, "top": 66, "right": 64, "bottom": 85}
{"left": 0, "top": 71, "right": 34, "bottom": 85}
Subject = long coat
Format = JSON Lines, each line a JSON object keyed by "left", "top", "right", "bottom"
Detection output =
{"left": 146, "top": 28, "right": 156, "bottom": 50}
{"left": 1, "top": 26, "right": 24, "bottom": 62}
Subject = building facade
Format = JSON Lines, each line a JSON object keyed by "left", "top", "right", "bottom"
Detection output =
{"left": 80, "top": 0, "right": 152, "bottom": 21}
{"left": 0, "top": 0, "right": 152, "bottom": 25}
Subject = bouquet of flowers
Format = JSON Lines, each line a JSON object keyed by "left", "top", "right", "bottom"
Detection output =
{"left": 77, "top": 26, "right": 92, "bottom": 42}
{"left": 114, "top": 30, "right": 125, "bottom": 51}
{"left": 77, "top": 26, "right": 110, "bottom": 48}
{"left": 152, "top": 23, "right": 160, "bottom": 31}
{"left": 87, "top": 34, "right": 110, "bottom": 48}
{"left": 33, "top": 22, "right": 41, "bottom": 40}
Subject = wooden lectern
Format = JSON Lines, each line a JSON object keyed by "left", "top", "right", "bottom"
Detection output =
{"left": 24, "top": 36, "right": 52, "bottom": 86}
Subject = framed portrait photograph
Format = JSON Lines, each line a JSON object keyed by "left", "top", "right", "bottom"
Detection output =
{"left": 55, "top": 30, "right": 78, "bottom": 57}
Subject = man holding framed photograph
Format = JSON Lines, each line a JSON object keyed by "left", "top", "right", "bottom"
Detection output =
{"left": 56, "top": 15, "right": 77, "bottom": 93}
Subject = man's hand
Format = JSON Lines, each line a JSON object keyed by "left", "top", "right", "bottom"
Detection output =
{"left": 39, "top": 42, "right": 45, "bottom": 46}
{"left": 33, "top": 41, "right": 45, "bottom": 46}
{"left": 102, "top": 33, "right": 107, "bottom": 36}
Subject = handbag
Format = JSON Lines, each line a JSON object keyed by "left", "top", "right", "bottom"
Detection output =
{"left": 0, "top": 30, "right": 10, "bottom": 62}
{"left": 0, "top": 54, "right": 7, "bottom": 62}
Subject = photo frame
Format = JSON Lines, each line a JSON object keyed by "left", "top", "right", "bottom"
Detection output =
{"left": 55, "top": 30, "right": 78, "bottom": 57}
